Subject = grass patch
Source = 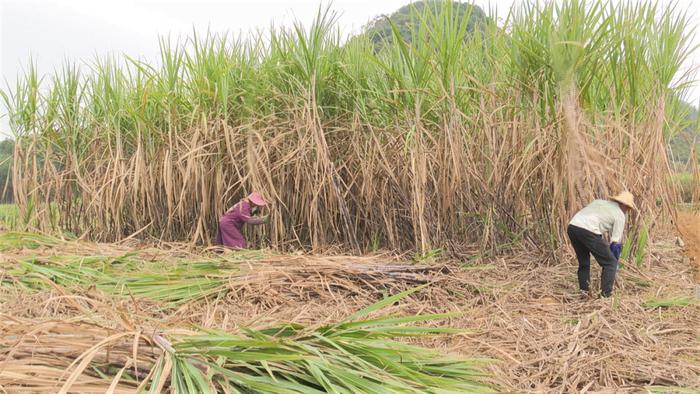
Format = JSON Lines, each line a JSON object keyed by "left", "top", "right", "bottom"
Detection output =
{"left": 626, "top": 276, "right": 653, "bottom": 288}
{"left": 642, "top": 296, "right": 698, "bottom": 309}
{"left": 645, "top": 386, "right": 700, "bottom": 394}
{"left": 0, "top": 231, "right": 62, "bottom": 251}
{"left": 461, "top": 264, "right": 497, "bottom": 271}
{"left": 2, "top": 253, "right": 241, "bottom": 306}
{"left": 0, "top": 203, "right": 18, "bottom": 229}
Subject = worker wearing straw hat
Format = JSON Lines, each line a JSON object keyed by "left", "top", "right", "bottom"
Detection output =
{"left": 216, "top": 192, "right": 270, "bottom": 249}
{"left": 567, "top": 191, "right": 637, "bottom": 298}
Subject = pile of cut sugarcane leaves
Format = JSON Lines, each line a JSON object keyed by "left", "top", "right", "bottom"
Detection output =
{"left": 36, "top": 287, "right": 496, "bottom": 393}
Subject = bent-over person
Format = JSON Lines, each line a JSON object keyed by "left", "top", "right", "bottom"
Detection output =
{"left": 567, "top": 191, "right": 637, "bottom": 298}
{"left": 216, "top": 192, "right": 270, "bottom": 249}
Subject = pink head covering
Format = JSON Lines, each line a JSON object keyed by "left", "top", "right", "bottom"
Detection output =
{"left": 247, "top": 192, "right": 267, "bottom": 206}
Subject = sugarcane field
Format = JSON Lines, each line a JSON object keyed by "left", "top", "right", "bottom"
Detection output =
{"left": 1, "top": 0, "right": 700, "bottom": 392}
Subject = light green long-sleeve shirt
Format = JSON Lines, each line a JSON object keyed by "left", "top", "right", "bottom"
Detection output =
{"left": 569, "top": 199, "right": 626, "bottom": 243}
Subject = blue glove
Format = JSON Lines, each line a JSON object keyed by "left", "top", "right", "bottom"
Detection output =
{"left": 610, "top": 242, "right": 622, "bottom": 259}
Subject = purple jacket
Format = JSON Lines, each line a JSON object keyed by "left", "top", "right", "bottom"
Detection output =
{"left": 216, "top": 200, "right": 265, "bottom": 249}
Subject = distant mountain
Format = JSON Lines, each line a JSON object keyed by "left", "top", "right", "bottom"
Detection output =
{"left": 363, "top": 1, "right": 491, "bottom": 50}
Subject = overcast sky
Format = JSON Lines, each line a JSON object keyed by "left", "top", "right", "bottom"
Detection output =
{"left": 1, "top": 0, "right": 700, "bottom": 137}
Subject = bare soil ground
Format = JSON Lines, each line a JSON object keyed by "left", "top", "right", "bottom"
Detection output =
{"left": 677, "top": 211, "right": 700, "bottom": 283}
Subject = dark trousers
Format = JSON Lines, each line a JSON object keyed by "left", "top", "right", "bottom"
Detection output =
{"left": 567, "top": 224, "right": 618, "bottom": 297}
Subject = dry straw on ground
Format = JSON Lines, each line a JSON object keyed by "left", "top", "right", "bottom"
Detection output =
{"left": 2, "top": 233, "right": 698, "bottom": 392}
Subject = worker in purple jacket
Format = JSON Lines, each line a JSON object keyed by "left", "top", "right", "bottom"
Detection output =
{"left": 216, "top": 192, "right": 270, "bottom": 249}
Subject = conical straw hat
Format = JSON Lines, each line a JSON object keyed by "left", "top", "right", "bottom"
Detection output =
{"left": 610, "top": 191, "right": 637, "bottom": 211}
{"left": 248, "top": 192, "right": 267, "bottom": 206}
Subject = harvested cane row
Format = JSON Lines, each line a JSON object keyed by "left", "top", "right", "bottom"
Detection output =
{"left": 1, "top": 301, "right": 494, "bottom": 394}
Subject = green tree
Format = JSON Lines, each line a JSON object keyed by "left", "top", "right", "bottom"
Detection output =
{"left": 0, "top": 139, "right": 14, "bottom": 202}
{"left": 669, "top": 103, "right": 699, "bottom": 166}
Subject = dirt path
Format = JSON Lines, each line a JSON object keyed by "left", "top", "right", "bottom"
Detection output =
{"left": 677, "top": 211, "right": 700, "bottom": 283}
